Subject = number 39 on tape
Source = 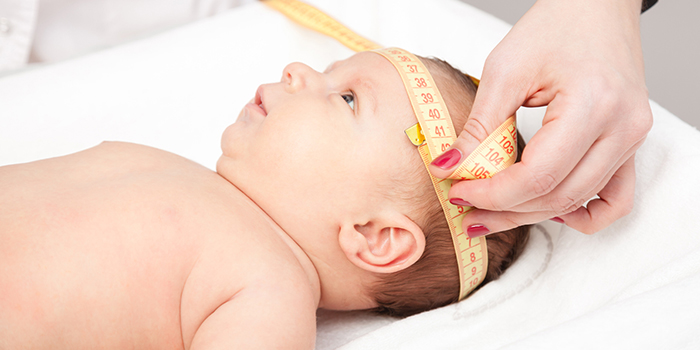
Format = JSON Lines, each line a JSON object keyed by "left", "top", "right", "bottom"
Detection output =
{"left": 375, "top": 48, "right": 458, "bottom": 160}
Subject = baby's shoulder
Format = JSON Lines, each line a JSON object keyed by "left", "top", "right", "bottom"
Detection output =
{"left": 190, "top": 281, "right": 317, "bottom": 348}
{"left": 186, "top": 246, "right": 318, "bottom": 349}
{"left": 182, "top": 202, "right": 319, "bottom": 348}
{"left": 0, "top": 141, "right": 203, "bottom": 180}
{"left": 87, "top": 141, "right": 201, "bottom": 170}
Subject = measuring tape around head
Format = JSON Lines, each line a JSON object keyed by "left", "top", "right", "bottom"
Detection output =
{"left": 261, "top": 0, "right": 517, "bottom": 301}
{"left": 373, "top": 48, "right": 516, "bottom": 300}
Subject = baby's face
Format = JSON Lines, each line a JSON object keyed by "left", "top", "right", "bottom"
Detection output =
{"left": 217, "top": 52, "right": 418, "bottom": 233}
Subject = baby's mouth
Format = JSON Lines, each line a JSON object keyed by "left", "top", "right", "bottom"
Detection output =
{"left": 255, "top": 86, "right": 267, "bottom": 117}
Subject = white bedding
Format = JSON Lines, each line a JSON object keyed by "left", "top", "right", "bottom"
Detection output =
{"left": 2, "top": 0, "right": 699, "bottom": 348}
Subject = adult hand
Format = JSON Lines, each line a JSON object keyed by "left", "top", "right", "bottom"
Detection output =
{"left": 429, "top": 0, "right": 653, "bottom": 236}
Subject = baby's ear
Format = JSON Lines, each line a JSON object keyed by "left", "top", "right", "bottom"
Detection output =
{"left": 338, "top": 214, "right": 425, "bottom": 274}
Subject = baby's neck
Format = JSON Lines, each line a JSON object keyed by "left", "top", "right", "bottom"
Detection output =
{"left": 218, "top": 172, "right": 323, "bottom": 307}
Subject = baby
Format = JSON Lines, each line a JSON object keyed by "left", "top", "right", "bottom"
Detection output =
{"left": 0, "top": 51, "right": 528, "bottom": 349}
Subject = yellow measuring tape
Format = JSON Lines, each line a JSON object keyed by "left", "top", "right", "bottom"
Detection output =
{"left": 262, "top": 0, "right": 517, "bottom": 301}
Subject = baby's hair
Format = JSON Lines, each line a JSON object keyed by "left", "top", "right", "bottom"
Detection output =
{"left": 370, "top": 57, "right": 530, "bottom": 317}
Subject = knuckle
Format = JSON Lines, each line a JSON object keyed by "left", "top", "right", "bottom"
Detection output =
{"left": 529, "top": 170, "right": 558, "bottom": 197}
{"left": 487, "top": 195, "right": 506, "bottom": 211}
{"left": 596, "top": 87, "right": 619, "bottom": 114}
{"left": 503, "top": 215, "right": 521, "bottom": 230}
{"left": 551, "top": 194, "right": 586, "bottom": 216}
{"left": 619, "top": 93, "right": 654, "bottom": 139}
{"left": 633, "top": 107, "right": 654, "bottom": 138}
{"left": 482, "top": 52, "right": 509, "bottom": 77}
{"left": 581, "top": 75, "right": 632, "bottom": 123}
{"left": 551, "top": 195, "right": 575, "bottom": 214}
{"left": 581, "top": 75, "right": 619, "bottom": 111}
{"left": 604, "top": 83, "right": 653, "bottom": 138}
{"left": 462, "top": 118, "right": 490, "bottom": 143}
{"left": 479, "top": 181, "right": 505, "bottom": 211}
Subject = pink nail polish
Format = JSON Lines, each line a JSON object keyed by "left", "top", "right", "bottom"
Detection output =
{"left": 467, "top": 224, "right": 490, "bottom": 238}
{"left": 431, "top": 148, "right": 462, "bottom": 170}
{"left": 449, "top": 198, "right": 473, "bottom": 207}
{"left": 550, "top": 217, "right": 565, "bottom": 224}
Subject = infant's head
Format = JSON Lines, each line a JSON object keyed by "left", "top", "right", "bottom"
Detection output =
{"left": 217, "top": 51, "right": 529, "bottom": 317}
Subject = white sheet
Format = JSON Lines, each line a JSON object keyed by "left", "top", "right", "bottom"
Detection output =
{"left": 2, "top": 0, "right": 699, "bottom": 349}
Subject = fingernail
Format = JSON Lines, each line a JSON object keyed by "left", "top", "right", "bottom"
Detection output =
{"left": 550, "top": 217, "right": 565, "bottom": 224}
{"left": 431, "top": 148, "right": 462, "bottom": 169}
{"left": 449, "top": 198, "right": 473, "bottom": 207}
{"left": 467, "top": 224, "right": 490, "bottom": 238}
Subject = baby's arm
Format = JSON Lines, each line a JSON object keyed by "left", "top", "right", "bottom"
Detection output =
{"left": 189, "top": 288, "right": 317, "bottom": 349}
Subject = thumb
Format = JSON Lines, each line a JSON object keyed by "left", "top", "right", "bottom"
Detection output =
{"left": 428, "top": 73, "right": 523, "bottom": 179}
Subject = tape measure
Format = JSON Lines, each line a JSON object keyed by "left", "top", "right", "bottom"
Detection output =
{"left": 262, "top": 0, "right": 381, "bottom": 52}
{"left": 262, "top": 0, "right": 517, "bottom": 301}
{"left": 373, "top": 48, "right": 516, "bottom": 300}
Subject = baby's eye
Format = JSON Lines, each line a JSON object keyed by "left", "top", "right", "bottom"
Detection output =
{"left": 342, "top": 93, "right": 355, "bottom": 110}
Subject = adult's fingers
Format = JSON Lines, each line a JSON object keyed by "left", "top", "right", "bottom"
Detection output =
{"left": 561, "top": 156, "right": 637, "bottom": 234}
{"left": 460, "top": 154, "right": 636, "bottom": 237}
{"left": 516, "top": 137, "right": 644, "bottom": 214}
{"left": 428, "top": 56, "right": 527, "bottom": 180}
{"left": 448, "top": 99, "right": 600, "bottom": 211}
{"left": 487, "top": 135, "right": 637, "bottom": 214}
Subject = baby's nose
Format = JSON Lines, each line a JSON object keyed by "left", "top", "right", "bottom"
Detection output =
{"left": 281, "top": 62, "right": 319, "bottom": 93}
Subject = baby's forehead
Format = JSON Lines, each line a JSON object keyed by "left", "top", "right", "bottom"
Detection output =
{"left": 323, "top": 60, "right": 342, "bottom": 73}
{"left": 324, "top": 51, "right": 392, "bottom": 73}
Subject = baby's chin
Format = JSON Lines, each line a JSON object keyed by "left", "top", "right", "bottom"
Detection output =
{"left": 215, "top": 152, "right": 237, "bottom": 185}
{"left": 219, "top": 122, "right": 243, "bottom": 164}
